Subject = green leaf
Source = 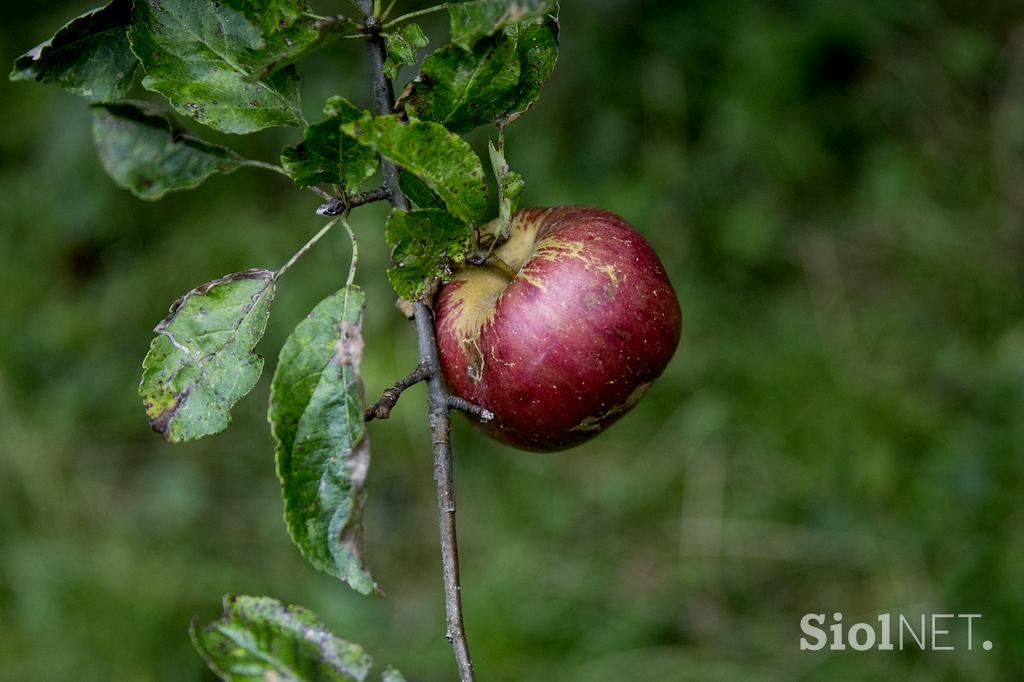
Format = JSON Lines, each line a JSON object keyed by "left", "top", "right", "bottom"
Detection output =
{"left": 222, "top": 0, "right": 313, "bottom": 36}
{"left": 91, "top": 101, "right": 242, "bottom": 200}
{"left": 128, "top": 0, "right": 349, "bottom": 134}
{"left": 385, "top": 208, "right": 472, "bottom": 301}
{"left": 281, "top": 97, "right": 378, "bottom": 191}
{"left": 191, "top": 595, "right": 373, "bottom": 682}
{"left": 9, "top": 0, "right": 138, "bottom": 103}
{"left": 449, "top": 0, "right": 555, "bottom": 51}
{"left": 343, "top": 115, "right": 488, "bottom": 224}
{"left": 140, "top": 269, "right": 276, "bottom": 443}
{"left": 381, "top": 668, "right": 407, "bottom": 682}
{"left": 383, "top": 23, "right": 428, "bottom": 80}
{"left": 398, "top": 170, "right": 444, "bottom": 209}
{"left": 399, "top": 33, "right": 521, "bottom": 133}
{"left": 270, "top": 287, "right": 377, "bottom": 594}
{"left": 503, "top": 15, "right": 559, "bottom": 121}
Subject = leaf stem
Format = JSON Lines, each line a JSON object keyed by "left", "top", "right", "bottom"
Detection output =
{"left": 341, "top": 216, "right": 359, "bottom": 287}
{"left": 381, "top": 2, "right": 452, "bottom": 29}
{"left": 239, "top": 159, "right": 339, "bottom": 202}
{"left": 239, "top": 158, "right": 291, "bottom": 176}
{"left": 276, "top": 218, "right": 340, "bottom": 278}
{"left": 309, "top": 186, "right": 335, "bottom": 200}
{"left": 357, "top": 3, "right": 477, "bottom": 680}
{"left": 380, "top": 0, "right": 399, "bottom": 21}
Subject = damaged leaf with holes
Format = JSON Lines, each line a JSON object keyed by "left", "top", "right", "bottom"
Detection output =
{"left": 191, "top": 595, "right": 373, "bottom": 681}
{"left": 399, "top": 32, "right": 521, "bottom": 133}
{"left": 386, "top": 208, "right": 472, "bottom": 302}
{"left": 399, "top": 5, "right": 558, "bottom": 131}
{"left": 92, "top": 101, "right": 243, "bottom": 199}
{"left": 129, "top": 0, "right": 352, "bottom": 134}
{"left": 342, "top": 115, "right": 488, "bottom": 224}
{"left": 384, "top": 23, "right": 428, "bottom": 80}
{"left": 270, "top": 286, "right": 377, "bottom": 594}
{"left": 448, "top": 0, "right": 556, "bottom": 51}
{"left": 222, "top": 0, "right": 314, "bottom": 36}
{"left": 502, "top": 14, "right": 559, "bottom": 120}
{"left": 140, "top": 269, "right": 276, "bottom": 443}
{"left": 281, "top": 96, "right": 378, "bottom": 191}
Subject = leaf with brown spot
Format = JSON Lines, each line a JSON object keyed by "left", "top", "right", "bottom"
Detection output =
{"left": 280, "top": 96, "right": 378, "bottom": 191}
{"left": 341, "top": 115, "right": 488, "bottom": 225}
{"left": 399, "top": 2, "right": 559, "bottom": 132}
{"left": 448, "top": 0, "right": 555, "bottom": 51}
{"left": 128, "top": 0, "right": 353, "bottom": 134}
{"left": 398, "top": 32, "right": 521, "bottom": 133}
{"left": 385, "top": 208, "right": 472, "bottom": 302}
{"left": 269, "top": 286, "right": 377, "bottom": 594}
{"left": 383, "top": 22, "right": 428, "bottom": 80}
{"left": 139, "top": 269, "right": 276, "bottom": 442}
{"left": 191, "top": 594, "right": 373, "bottom": 681}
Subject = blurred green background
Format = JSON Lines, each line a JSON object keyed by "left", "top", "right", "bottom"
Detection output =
{"left": 2, "top": 0, "right": 1024, "bottom": 679}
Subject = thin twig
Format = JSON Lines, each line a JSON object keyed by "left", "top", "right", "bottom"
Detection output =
{"left": 365, "top": 363, "right": 432, "bottom": 421}
{"left": 357, "top": 2, "right": 477, "bottom": 679}
{"left": 316, "top": 185, "right": 391, "bottom": 215}
{"left": 447, "top": 396, "right": 494, "bottom": 422}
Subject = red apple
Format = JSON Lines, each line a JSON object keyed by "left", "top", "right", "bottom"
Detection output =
{"left": 434, "top": 206, "right": 681, "bottom": 451}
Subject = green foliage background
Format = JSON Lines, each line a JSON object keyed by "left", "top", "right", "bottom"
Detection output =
{"left": 2, "top": 0, "right": 1023, "bottom": 679}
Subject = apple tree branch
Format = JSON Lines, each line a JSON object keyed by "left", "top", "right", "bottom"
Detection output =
{"left": 364, "top": 362, "right": 431, "bottom": 421}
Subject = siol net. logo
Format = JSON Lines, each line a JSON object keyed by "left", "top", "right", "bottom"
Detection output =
{"left": 800, "top": 612, "right": 992, "bottom": 652}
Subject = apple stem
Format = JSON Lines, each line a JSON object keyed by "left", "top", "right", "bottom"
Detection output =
{"left": 357, "top": 4, "right": 478, "bottom": 681}
{"left": 485, "top": 255, "right": 519, "bottom": 281}
{"left": 467, "top": 251, "right": 518, "bottom": 281}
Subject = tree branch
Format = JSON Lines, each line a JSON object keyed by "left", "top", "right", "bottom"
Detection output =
{"left": 316, "top": 185, "right": 391, "bottom": 215}
{"left": 356, "top": 3, "right": 477, "bottom": 680}
{"left": 364, "top": 362, "right": 431, "bottom": 421}
{"left": 447, "top": 396, "right": 494, "bottom": 422}
{"left": 411, "top": 303, "right": 475, "bottom": 682}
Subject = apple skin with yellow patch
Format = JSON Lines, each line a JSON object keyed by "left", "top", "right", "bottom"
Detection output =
{"left": 434, "top": 206, "right": 681, "bottom": 451}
